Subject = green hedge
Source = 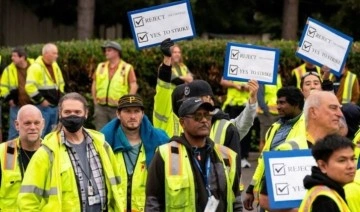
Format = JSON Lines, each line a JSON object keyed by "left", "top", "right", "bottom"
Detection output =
{"left": 1, "top": 39, "right": 360, "bottom": 139}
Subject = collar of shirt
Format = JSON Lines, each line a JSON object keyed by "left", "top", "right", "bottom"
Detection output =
{"left": 279, "top": 112, "right": 302, "bottom": 125}
{"left": 61, "top": 130, "right": 93, "bottom": 148}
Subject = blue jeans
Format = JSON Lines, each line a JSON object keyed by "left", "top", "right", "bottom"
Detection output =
{"left": 7, "top": 106, "right": 19, "bottom": 140}
{"left": 37, "top": 105, "right": 58, "bottom": 137}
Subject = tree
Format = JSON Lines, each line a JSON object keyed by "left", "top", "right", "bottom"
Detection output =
{"left": 281, "top": 0, "right": 299, "bottom": 40}
{"left": 77, "top": 0, "right": 95, "bottom": 39}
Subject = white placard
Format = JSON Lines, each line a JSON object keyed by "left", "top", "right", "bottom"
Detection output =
{"left": 223, "top": 42, "right": 280, "bottom": 84}
{"left": 128, "top": 0, "right": 195, "bottom": 49}
{"left": 264, "top": 150, "right": 316, "bottom": 209}
{"left": 296, "top": 17, "right": 353, "bottom": 75}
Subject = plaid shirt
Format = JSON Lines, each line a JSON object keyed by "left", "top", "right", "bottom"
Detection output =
{"left": 61, "top": 130, "right": 107, "bottom": 211}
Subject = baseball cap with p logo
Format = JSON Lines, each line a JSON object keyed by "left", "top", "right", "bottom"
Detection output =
{"left": 117, "top": 94, "right": 144, "bottom": 110}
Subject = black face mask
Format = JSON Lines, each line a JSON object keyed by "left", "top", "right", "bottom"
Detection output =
{"left": 59, "top": 115, "right": 86, "bottom": 133}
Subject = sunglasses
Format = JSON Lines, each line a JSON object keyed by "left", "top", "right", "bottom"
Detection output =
{"left": 184, "top": 112, "right": 212, "bottom": 122}
{"left": 301, "top": 71, "right": 320, "bottom": 79}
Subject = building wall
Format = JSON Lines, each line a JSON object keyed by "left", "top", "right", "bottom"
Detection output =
{"left": 0, "top": 0, "right": 76, "bottom": 47}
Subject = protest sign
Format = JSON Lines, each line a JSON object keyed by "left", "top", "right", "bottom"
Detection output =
{"left": 128, "top": 0, "right": 195, "bottom": 49}
{"left": 264, "top": 150, "right": 316, "bottom": 209}
{"left": 296, "top": 17, "right": 353, "bottom": 76}
{"left": 223, "top": 42, "right": 280, "bottom": 84}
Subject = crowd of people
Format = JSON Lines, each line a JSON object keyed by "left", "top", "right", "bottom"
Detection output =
{"left": 0, "top": 37, "right": 360, "bottom": 211}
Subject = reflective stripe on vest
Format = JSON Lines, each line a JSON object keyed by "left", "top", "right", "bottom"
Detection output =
{"left": 276, "top": 140, "right": 300, "bottom": 151}
{"left": 4, "top": 140, "right": 17, "bottom": 170}
{"left": 159, "top": 141, "right": 196, "bottom": 211}
{"left": 210, "top": 119, "right": 231, "bottom": 145}
{"left": 156, "top": 78, "right": 175, "bottom": 89}
{"left": 172, "top": 114, "right": 182, "bottom": 136}
{"left": 0, "top": 139, "right": 22, "bottom": 210}
{"left": 20, "top": 185, "right": 58, "bottom": 197}
{"left": 153, "top": 111, "right": 168, "bottom": 123}
{"left": 169, "top": 141, "right": 182, "bottom": 175}
{"left": 300, "top": 185, "right": 350, "bottom": 211}
{"left": 214, "top": 144, "right": 232, "bottom": 170}
{"left": 342, "top": 72, "right": 356, "bottom": 104}
{"left": 214, "top": 144, "right": 244, "bottom": 191}
{"left": 214, "top": 144, "right": 237, "bottom": 207}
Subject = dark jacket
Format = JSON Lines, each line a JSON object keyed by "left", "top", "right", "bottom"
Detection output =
{"left": 145, "top": 134, "right": 242, "bottom": 212}
{"left": 303, "top": 166, "right": 347, "bottom": 212}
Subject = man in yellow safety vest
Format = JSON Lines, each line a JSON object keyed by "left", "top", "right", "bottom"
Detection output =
{"left": 92, "top": 41, "right": 138, "bottom": 130}
{"left": 0, "top": 105, "right": 44, "bottom": 210}
{"left": 146, "top": 97, "right": 243, "bottom": 211}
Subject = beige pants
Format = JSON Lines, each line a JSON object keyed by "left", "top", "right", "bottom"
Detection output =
{"left": 93, "top": 104, "right": 117, "bottom": 130}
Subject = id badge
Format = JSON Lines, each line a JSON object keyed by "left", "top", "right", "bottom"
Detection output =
{"left": 204, "top": 195, "right": 219, "bottom": 212}
{"left": 88, "top": 194, "right": 101, "bottom": 205}
{"left": 88, "top": 184, "right": 94, "bottom": 196}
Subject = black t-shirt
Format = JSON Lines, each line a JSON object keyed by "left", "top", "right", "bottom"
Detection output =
{"left": 20, "top": 149, "right": 36, "bottom": 172}
{"left": 192, "top": 145, "right": 210, "bottom": 177}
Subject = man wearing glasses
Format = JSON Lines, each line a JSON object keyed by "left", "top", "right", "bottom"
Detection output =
{"left": 146, "top": 97, "right": 243, "bottom": 211}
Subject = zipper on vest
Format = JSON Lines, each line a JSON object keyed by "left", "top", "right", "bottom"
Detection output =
{"left": 105, "top": 80, "right": 111, "bottom": 105}
{"left": 125, "top": 144, "right": 142, "bottom": 211}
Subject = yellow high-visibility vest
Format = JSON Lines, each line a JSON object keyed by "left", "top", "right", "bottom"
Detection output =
{"left": 18, "top": 130, "right": 124, "bottom": 211}
{"left": 0, "top": 139, "right": 21, "bottom": 210}
{"left": 299, "top": 185, "right": 350, "bottom": 211}
{"left": 116, "top": 145, "right": 147, "bottom": 211}
{"left": 95, "top": 60, "right": 132, "bottom": 106}
{"left": 222, "top": 81, "right": 249, "bottom": 110}
{"left": 158, "top": 141, "right": 236, "bottom": 211}
{"left": 251, "top": 114, "right": 307, "bottom": 201}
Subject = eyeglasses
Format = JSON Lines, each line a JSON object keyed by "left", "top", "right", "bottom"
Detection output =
{"left": 301, "top": 71, "right": 320, "bottom": 79}
{"left": 184, "top": 112, "right": 212, "bottom": 122}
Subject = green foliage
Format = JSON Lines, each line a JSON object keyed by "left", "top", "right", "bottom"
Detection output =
{"left": 1, "top": 38, "right": 360, "bottom": 139}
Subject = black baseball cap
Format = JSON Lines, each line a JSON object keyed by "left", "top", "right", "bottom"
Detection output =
{"left": 184, "top": 80, "right": 214, "bottom": 98}
{"left": 178, "top": 97, "right": 214, "bottom": 117}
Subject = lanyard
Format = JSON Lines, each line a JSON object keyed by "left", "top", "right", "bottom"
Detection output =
{"left": 193, "top": 154, "right": 212, "bottom": 197}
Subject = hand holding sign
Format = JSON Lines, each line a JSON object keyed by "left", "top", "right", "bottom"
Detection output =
{"left": 160, "top": 38, "right": 174, "bottom": 57}
{"left": 223, "top": 42, "right": 280, "bottom": 84}
{"left": 243, "top": 193, "right": 255, "bottom": 211}
{"left": 263, "top": 150, "right": 316, "bottom": 209}
{"left": 248, "top": 80, "right": 259, "bottom": 104}
{"left": 128, "top": 0, "right": 195, "bottom": 49}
